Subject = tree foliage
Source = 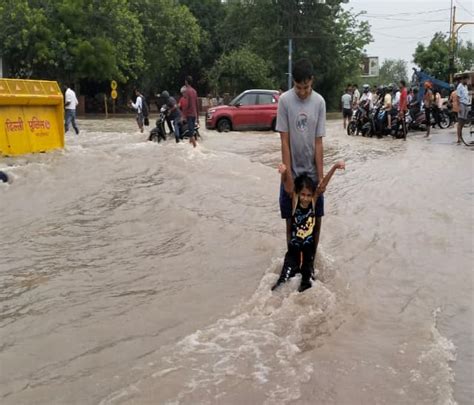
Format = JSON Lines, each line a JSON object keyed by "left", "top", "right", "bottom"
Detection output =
{"left": 413, "top": 32, "right": 474, "bottom": 82}
{"left": 0, "top": 0, "right": 144, "bottom": 84}
{"left": 0, "top": 0, "right": 372, "bottom": 109}
{"left": 206, "top": 47, "right": 275, "bottom": 94}
{"left": 377, "top": 59, "right": 408, "bottom": 86}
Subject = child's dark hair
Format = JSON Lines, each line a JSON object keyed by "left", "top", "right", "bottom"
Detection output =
{"left": 293, "top": 59, "right": 314, "bottom": 83}
{"left": 294, "top": 173, "right": 316, "bottom": 194}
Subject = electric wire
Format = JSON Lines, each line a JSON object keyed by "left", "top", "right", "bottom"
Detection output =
{"left": 454, "top": 0, "right": 474, "bottom": 18}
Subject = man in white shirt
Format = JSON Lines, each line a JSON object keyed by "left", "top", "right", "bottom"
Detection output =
{"left": 130, "top": 89, "right": 144, "bottom": 133}
{"left": 456, "top": 74, "right": 471, "bottom": 143}
{"left": 341, "top": 88, "right": 352, "bottom": 129}
{"left": 359, "top": 84, "right": 373, "bottom": 110}
{"left": 64, "top": 85, "right": 79, "bottom": 135}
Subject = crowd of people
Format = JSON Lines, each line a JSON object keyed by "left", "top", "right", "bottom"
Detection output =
{"left": 341, "top": 81, "right": 409, "bottom": 138}
{"left": 341, "top": 74, "right": 471, "bottom": 142}
{"left": 129, "top": 75, "right": 200, "bottom": 147}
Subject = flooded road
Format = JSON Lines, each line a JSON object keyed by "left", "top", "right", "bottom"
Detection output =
{"left": 1, "top": 118, "right": 472, "bottom": 404}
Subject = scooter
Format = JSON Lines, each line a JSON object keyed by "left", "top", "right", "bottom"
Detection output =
{"left": 148, "top": 107, "right": 167, "bottom": 143}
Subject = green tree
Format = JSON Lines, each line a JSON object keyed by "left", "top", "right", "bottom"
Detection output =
{"left": 0, "top": 0, "right": 144, "bottom": 84}
{"left": 206, "top": 47, "right": 275, "bottom": 94}
{"left": 413, "top": 32, "right": 450, "bottom": 81}
{"left": 0, "top": 0, "right": 54, "bottom": 78}
{"left": 413, "top": 32, "right": 474, "bottom": 81}
{"left": 208, "top": 0, "right": 371, "bottom": 107}
{"left": 456, "top": 40, "right": 474, "bottom": 72}
{"left": 376, "top": 59, "right": 408, "bottom": 86}
{"left": 129, "top": 0, "right": 202, "bottom": 94}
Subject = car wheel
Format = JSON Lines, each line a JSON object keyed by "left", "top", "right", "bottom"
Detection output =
{"left": 217, "top": 118, "right": 231, "bottom": 133}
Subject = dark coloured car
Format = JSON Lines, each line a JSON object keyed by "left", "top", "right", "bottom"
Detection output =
{"left": 206, "top": 89, "right": 279, "bottom": 132}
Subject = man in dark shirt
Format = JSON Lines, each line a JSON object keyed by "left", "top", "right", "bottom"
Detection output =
{"left": 161, "top": 90, "right": 181, "bottom": 143}
{"left": 183, "top": 75, "right": 199, "bottom": 147}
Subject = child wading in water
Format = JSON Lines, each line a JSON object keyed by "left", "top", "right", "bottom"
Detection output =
{"left": 272, "top": 161, "right": 345, "bottom": 292}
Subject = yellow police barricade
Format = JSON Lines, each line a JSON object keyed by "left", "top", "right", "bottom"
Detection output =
{"left": 0, "top": 79, "right": 64, "bottom": 156}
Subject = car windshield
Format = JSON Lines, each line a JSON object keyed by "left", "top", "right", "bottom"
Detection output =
{"left": 229, "top": 94, "right": 242, "bottom": 106}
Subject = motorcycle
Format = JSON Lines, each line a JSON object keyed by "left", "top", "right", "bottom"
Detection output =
{"left": 148, "top": 106, "right": 167, "bottom": 143}
{"left": 148, "top": 107, "right": 202, "bottom": 143}
{"left": 347, "top": 100, "right": 371, "bottom": 136}
{"left": 407, "top": 103, "right": 451, "bottom": 131}
{"left": 366, "top": 105, "right": 400, "bottom": 137}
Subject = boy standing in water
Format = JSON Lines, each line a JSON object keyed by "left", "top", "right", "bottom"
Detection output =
{"left": 272, "top": 161, "right": 345, "bottom": 292}
{"left": 276, "top": 58, "right": 326, "bottom": 277}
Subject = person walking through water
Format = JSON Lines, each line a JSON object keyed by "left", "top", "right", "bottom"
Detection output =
{"left": 276, "top": 58, "right": 326, "bottom": 283}
{"left": 64, "top": 84, "right": 79, "bottom": 135}
{"left": 183, "top": 75, "right": 199, "bottom": 147}
{"left": 272, "top": 161, "right": 345, "bottom": 292}
{"left": 129, "top": 89, "right": 145, "bottom": 133}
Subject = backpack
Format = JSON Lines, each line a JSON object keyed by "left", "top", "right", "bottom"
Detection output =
{"left": 141, "top": 96, "right": 149, "bottom": 118}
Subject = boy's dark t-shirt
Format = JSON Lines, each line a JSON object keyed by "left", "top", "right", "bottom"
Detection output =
{"left": 289, "top": 200, "right": 316, "bottom": 250}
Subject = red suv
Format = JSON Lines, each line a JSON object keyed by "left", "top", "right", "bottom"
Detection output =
{"left": 206, "top": 89, "right": 279, "bottom": 132}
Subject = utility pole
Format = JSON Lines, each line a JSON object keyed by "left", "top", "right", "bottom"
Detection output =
{"left": 449, "top": 5, "right": 474, "bottom": 83}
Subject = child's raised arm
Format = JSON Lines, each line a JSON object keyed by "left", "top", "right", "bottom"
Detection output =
{"left": 316, "top": 160, "right": 345, "bottom": 196}
{"left": 278, "top": 163, "right": 288, "bottom": 184}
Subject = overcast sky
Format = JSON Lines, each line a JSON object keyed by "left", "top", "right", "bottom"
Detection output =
{"left": 342, "top": 0, "right": 473, "bottom": 70}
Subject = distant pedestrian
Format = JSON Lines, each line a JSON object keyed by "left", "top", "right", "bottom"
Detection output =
{"left": 129, "top": 89, "right": 145, "bottom": 133}
{"left": 398, "top": 80, "right": 408, "bottom": 140}
{"left": 448, "top": 82, "right": 459, "bottom": 128}
{"left": 456, "top": 74, "right": 470, "bottom": 144}
{"left": 423, "top": 81, "right": 434, "bottom": 138}
{"left": 64, "top": 84, "right": 79, "bottom": 135}
{"left": 432, "top": 89, "right": 442, "bottom": 128}
{"left": 352, "top": 83, "right": 360, "bottom": 107}
{"left": 183, "top": 76, "right": 199, "bottom": 147}
{"left": 341, "top": 87, "right": 352, "bottom": 130}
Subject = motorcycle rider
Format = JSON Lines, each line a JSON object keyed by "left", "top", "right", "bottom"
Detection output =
{"left": 359, "top": 84, "right": 373, "bottom": 110}
{"left": 161, "top": 90, "right": 182, "bottom": 143}
{"left": 384, "top": 84, "right": 393, "bottom": 131}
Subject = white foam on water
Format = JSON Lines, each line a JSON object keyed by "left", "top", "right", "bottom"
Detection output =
{"left": 99, "top": 258, "right": 340, "bottom": 404}
{"left": 410, "top": 308, "right": 457, "bottom": 405}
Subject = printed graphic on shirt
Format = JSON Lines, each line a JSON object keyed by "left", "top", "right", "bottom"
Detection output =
{"left": 296, "top": 215, "right": 314, "bottom": 240}
{"left": 290, "top": 204, "right": 315, "bottom": 248}
{"left": 295, "top": 112, "right": 309, "bottom": 132}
